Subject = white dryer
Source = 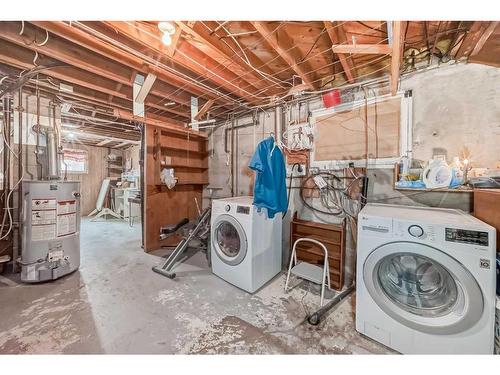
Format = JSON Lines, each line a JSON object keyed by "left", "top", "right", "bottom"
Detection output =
{"left": 356, "top": 204, "right": 497, "bottom": 354}
{"left": 210, "top": 196, "right": 282, "bottom": 293}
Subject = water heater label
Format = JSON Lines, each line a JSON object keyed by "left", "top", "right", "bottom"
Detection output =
{"left": 32, "top": 199, "right": 56, "bottom": 210}
{"left": 32, "top": 224, "right": 56, "bottom": 241}
{"left": 32, "top": 210, "right": 56, "bottom": 225}
{"left": 57, "top": 213, "right": 77, "bottom": 237}
{"left": 57, "top": 200, "right": 76, "bottom": 215}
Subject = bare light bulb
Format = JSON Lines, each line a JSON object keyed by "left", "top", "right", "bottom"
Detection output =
{"left": 161, "top": 32, "right": 172, "bottom": 46}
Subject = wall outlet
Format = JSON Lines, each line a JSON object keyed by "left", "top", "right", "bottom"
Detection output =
{"left": 286, "top": 163, "right": 306, "bottom": 177}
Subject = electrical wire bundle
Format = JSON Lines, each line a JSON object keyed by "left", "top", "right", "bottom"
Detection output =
{"left": 298, "top": 170, "right": 364, "bottom": 219}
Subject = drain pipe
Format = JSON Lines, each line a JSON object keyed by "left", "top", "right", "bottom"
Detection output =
{"left": 14, "top": 88, "right": 23, "bottom": 273}
{"left": 275, "top": 105, "right": 283, "bottom": 144}
{"left": 230, "top": 117, "right": 235, "bottom": 197}
{"left": 34, "top": 90, "right": 43, "bottom": 180}
{"left": 234, "top": 118, "right": 239, "bottom": 196}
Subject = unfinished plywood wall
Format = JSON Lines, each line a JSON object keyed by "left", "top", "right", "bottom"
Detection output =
{"left": 313, "top": 96, "right": 401, "bottom": 161}
{"left": 144, "top": 124, "right": 208, "bottom": 252}
{"left": 124, "top": 145, "right": 141, "bottom": 171}
{"left": 62, "top": 142, "right": 123, "bottom": 216}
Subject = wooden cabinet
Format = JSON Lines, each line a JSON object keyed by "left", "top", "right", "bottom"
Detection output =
{"left": 144, "top": 124, "right": 208, "bottom": 252}
{"left": 290, "top": 212, "right": 346, "bottom": 290}
{"left": 473, "top": 189, "right": 500, "bottom": 252}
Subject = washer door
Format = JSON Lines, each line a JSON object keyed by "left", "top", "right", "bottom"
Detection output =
{"left": 212, "top": 214, "right": 248, "bottom": 266}
{"left": 363, "top": 241, "right": 484, "bottom": 334}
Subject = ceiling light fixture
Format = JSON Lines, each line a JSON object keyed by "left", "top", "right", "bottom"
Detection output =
{"left": 158, "top": 21, "right": 176, "bottom": 46}
{"left": 163, "top": 101, "right": 176, "bottom": 106}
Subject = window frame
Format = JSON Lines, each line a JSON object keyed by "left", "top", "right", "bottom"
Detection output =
{"left": 310, "top": 91, "right": 413, "bottom": 169}
{"left": 60, "top": 148, "right": 89, "bottom": 174}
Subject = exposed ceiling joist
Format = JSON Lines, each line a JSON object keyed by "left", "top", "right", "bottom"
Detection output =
{"left": 250, "top": 22, "right": 315, "bottom": 90}
{"left": 115, "top": 141, "right": 131, "bottom": 148}
{"left": 29, "top": 21, "right": 236, "bottom": 108}
{"left": 331, "top": 44, "right": 392, "bottom": 55}
{"left": 63, "top": 130, "right": 140, "bottom": 144}
{"left": 194, "top": 99, "right": 215, "bottom": 121}
{"left": 96, "top": 139, "right": 113, "bottom": 146}
{"left": 103, "top": 21, "right": 262, "bottom": 104}
{"left": 390, "top": 21, "right": 403, "bottom": 96}
{"left": 323, "top": 21, "right": 355, "bottom": 83}
{"left": 134, "top": 72, "right": 157, "bottom": 104}
{"left": 176, "top": 21, "right": 280, "bottom": 95}
{"left": 470, "top": 21, "right": 499, "bottom": 56}
{"left": 113, "top": 108, "right": 207, "bottom": 139}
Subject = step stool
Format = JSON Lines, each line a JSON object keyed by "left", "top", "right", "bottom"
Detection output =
{"left": 285, "top": 238, "right": 330, "bottom": 307}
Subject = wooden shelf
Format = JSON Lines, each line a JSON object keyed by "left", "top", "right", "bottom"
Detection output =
{"left": 394, "top": 186, "right": 474, "bottom": 193}
{"left": 162, "top": 164, "right": 209, "bottom": 170}
{"left": 393, "top": 162, "right": 473, "bottom": 194}
{"left": 291, "top": 232, "right": 341, "bottom": 247}
{"left": 160, "top": 145, "right": 209, "bottom": 156}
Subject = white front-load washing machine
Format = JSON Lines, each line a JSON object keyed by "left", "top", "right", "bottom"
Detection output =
{"left": 356, "top": 204, "right": 497, "bottom": 354}
{"left": 211, "top": 196, "right": 282, "bottom": 293}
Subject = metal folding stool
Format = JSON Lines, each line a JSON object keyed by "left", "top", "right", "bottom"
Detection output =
{"left": 285, "top": 238, "right": 331, "bottom": 307}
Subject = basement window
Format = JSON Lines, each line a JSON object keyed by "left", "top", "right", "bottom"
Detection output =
{"left": 310, "top": 92, "right": 413, "bottom": 169}
{"left": 61, "top": 148, "right": 89, "bottom": 174}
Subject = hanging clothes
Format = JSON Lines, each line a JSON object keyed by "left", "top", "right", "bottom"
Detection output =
{"left": 249, "top": 136, "right": 287, "bottom": 218}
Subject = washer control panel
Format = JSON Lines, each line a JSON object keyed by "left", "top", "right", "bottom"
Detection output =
{"left": 236, "top": 205, "right": 250, "bottom": 215}
{"left": 408, "top": 224, "right": 424, "bottom": 238}
{"left": 445, "top": 228, "right": 489, "bottom": 247}
{"left": 225, "top": 205, "right": 231, "bottom": 212}
{"left": 394, "top": 221, "right": 436, "bottom": 241}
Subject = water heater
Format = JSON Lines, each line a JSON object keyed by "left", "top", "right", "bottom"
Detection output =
{"left": 21, "top": 181, "right": 81, "bottom": 283}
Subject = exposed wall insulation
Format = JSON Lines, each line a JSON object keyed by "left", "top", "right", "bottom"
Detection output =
{"left": 313, "top": 96, "right": 401, "bottom": 161}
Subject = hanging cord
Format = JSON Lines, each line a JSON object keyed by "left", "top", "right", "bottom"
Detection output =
{"left": 283, "top": 163, "right": 302, "bottom": 219}
{"left": 0, "top": 115, "right": 26, "bottom": 241}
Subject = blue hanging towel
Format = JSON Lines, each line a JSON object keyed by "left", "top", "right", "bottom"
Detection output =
{"left": 249, "top": 136, "right": 287, "bottom": 218}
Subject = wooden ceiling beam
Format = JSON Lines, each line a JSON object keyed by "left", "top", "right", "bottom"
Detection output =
{"left": 104, "top": 21, "right": 263, "bottom": 104}
{"left": 176, "top": 21, "right": 280, "bottom": 95}
{"left": 470, "top": 21, "right": 499, "bottom": 56}
{"left": 29, "top": 21, "right": 236, "bottom": 108}
{"left": 194, "top": 99, "right": 215, "bottom": 121}
{"left": 0, "top": 39, "right": 131, "bottom": 100}
{"left": 324, "top": 21, "right": 355, "bottom": 83}
{"left": 454, "top": 21, "right": 488, "bottom": 59}
{"left": 0, "top": 38, "right": 195, "bottom": 121}
{"left": 0, "top": 21, "right": 135, "bottom": 87}
{"left": 390, "top": 21, "right": 403, "bottom": 96}
{"left": 113, "top": 108, "right": 208, "bottom": 139}
{"left": 250, "top": 22, "right": 315, "bottom": 90}
{"left": 96, "top": 139, "right": 113, "bottom": 146}
{"left": 331, "top": 43, "right": 392, "bottom": 55}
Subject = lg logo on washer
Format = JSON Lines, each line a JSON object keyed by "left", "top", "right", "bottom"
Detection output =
{"left": 480, "top": 259, "right": 491, "bottom": 269}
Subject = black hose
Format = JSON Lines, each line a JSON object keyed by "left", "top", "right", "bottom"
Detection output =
{"left": 283, "top": 163, "right": 301, "bottom": 219}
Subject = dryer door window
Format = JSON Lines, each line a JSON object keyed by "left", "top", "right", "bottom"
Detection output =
{"left": 363, "top": 241, "right": 484, "bottom": 335}
{"left": 212, "top": 214, "right": 248, "bottom": 266}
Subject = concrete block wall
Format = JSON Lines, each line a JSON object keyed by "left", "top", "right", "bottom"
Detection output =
{"left": 206, "top": 62, "right": 500, "bottom": 286}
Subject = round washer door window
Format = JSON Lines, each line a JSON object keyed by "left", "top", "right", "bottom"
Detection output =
{"left": 377, "top": 252, "right": 458, "bottom": 317}
{"left": 363, "top": 241, "right": 484, "bottom": 335}
{"left": 212, "top": 214, "right": 247, "bottom": 266}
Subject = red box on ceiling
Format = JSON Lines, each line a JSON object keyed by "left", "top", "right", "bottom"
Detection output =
{"left": 322, "top": 89, "right": 342, "bottom": 108}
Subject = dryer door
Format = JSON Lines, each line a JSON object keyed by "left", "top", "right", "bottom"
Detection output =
{"left": 212, "top": 214, "right": 248, "bottom": 266}
{"left": 363, "top": 241, "right": 484, "bottom": 334}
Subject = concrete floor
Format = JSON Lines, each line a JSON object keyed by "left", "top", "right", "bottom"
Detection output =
{"left": 0, "top": 218, "right": 392, "bottom": 354}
